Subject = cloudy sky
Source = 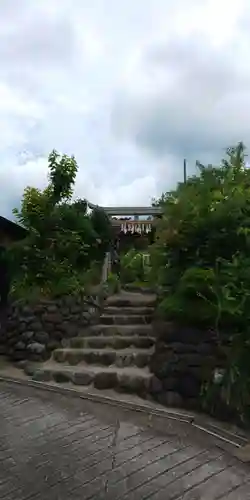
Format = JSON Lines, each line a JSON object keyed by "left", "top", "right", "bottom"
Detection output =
{"left": 0, "top": 0, "right": 250, "bottom": 217}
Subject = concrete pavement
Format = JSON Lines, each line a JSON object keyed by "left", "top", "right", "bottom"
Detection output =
{"left": 0, "top": 382, "right": 249, "bottom": 499}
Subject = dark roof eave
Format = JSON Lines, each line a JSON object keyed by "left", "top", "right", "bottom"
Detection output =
{"left": 0, "top": 216, "right": 28, "bottom": 240}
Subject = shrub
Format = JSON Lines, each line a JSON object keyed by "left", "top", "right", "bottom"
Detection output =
{"left": 120, "top": 249, "right": 149, "bottom": 284}
{"left": 150, "top": 142, "right": 250, "bottom": 421}
{"left": 9, "top": 150, "right": 112, "bottom": 298}
{"left": 106, "top": 272, "right": 120, "bottom": 294}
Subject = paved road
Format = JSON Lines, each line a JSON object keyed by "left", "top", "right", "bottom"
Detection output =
{"left": 0, "top": 383, "right": 249, "bottom": 499}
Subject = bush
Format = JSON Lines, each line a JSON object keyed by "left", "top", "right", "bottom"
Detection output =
{"left": 9, "top": 150, "right": 112, "bottom": 298}
{"left": 120, "top": 249, "right": 149, "bottom": 284}
{"left": 150, "top": 142, "right": 250, "bottom": 421}
{"left": 106, "top": 272, "right": 120, "bottom": 294}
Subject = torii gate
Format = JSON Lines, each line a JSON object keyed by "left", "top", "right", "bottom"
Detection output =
{"left": 87, "top": 202, "right": 163, "bottom": 252}
{"left": 87, "top": 203, "right": 163, "bottom": 280}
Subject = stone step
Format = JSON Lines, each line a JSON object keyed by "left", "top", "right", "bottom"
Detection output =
{"left": 53, "top": 347, "right": 152, "bottom": 368}
{"left": 88, "top": 324, "right": 153, "bottom": 337}
{"left": 123, "top": 284, "right": 156, "bottom": 294}
{"left": 105, "top": 292, "right": 156, "bottom": 308}
{"left": 104, "top": 306, "right": 154, "bottom": 316}
{"left": 100, "top": 314, "right": 152, "bottom": 325}
{"left": 64, "top": 335, "right": 155, "bottom": 350}
{"left": 28, "top": 362, "right": 152, "bottom": 397}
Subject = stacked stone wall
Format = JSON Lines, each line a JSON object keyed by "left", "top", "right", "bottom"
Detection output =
{"left": 0, "top": 294, "right": 100, "bottom": 362}
{"left": 149, "top": 321, "right": 226, "bottom": 412}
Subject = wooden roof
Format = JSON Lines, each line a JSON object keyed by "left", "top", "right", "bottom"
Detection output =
{"left": 87, "top": 203, "right": 162, "bottom": 216}
{"left": 0, "top": 216, "right": 27, "bottom": 240}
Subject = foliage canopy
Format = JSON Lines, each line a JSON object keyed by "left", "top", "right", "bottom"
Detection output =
{"left": 10, "top": 150, "right": 112, "bottom": 297}
{"left": 150, "top": 142, "right": 250, "bottom": 420}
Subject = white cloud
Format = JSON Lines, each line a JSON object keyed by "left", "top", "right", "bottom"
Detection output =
{"left": 0, "top": 0, "right": 250, "bottom": 218}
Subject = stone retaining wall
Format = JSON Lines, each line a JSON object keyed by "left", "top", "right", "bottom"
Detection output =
{"left": 149, "top": 321, "right": 226, "bottom": 411}
{"left": 0, "top": 294, "right": 101, "bottom": 363}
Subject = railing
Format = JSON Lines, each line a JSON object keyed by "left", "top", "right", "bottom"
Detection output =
{"left": 101, "top": 251, "right": 151, "bottom": 284}
{"left": 101, "top": 251, "right": 111, "bottom": 283}
{"left": 142, "top": 253, "right": 150, "bottom": 267}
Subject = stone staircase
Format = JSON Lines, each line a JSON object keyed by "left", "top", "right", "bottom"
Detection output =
{"left": 27, "top": 290, "right": 156, "bottom": 399}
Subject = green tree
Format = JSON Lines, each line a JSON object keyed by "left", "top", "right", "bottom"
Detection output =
{"left": 150, "top": 142, "right": 250, "bottom": 420}
{"left": 10, "top": 151, "right": 111, "bottom": 297}
{"left": 151, "top": 142, "right": 250, "bottom": 293}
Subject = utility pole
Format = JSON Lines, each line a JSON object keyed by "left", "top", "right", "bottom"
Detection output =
{"left": 183, "top": 159, "right": 187, "bottom": 183}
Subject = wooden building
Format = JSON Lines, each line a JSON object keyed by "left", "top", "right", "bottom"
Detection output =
{"left": 0, "top": 216, "right": 27, "bottom": 247}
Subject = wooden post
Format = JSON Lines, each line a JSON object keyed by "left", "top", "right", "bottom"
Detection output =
{"left": 184, "top": 159, "right": 187, "bottom": 183}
